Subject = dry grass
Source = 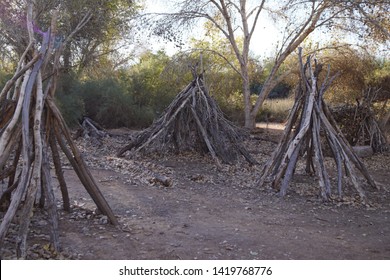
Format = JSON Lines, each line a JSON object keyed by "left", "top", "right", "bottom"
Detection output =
{"left": 258, "top": 98, "right": 294, "bottom": 123}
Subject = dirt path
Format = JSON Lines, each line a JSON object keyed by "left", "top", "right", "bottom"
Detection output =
{"left": 1, "top": 128, "right": 390, "bottom": 260}
{"left": 54, "top": 159, "right": 389, "bottom": 260}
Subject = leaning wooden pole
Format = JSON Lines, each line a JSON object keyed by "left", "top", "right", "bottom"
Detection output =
{"left": 48, "top": 97, "right": 118, "bottom": 226}
{"left": 0, "top": 2, "right": 117, "bottom": 258}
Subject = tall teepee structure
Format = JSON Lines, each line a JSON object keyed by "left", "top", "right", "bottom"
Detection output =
{"left": 118, "top": 74, "right": 257, "bottom": 166}
{"left": 0, "top": 2, "right": 117, "bottom": 258}
{"left": 258, "top": 49, "right": 378, "bottom": 201}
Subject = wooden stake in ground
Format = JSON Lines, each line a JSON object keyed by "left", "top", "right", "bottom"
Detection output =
{"left": 257, "top": 48, "right": 377, "bottom": 201}
{"left": 117, "top": 74, "right": 257, "bottom": 166}
{"left": 0, "top": 3, "right": 118, "bottom": 259}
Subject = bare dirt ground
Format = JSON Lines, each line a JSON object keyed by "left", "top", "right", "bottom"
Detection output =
{"left": 1, "top": 125, "right": 390, "bottom": 260}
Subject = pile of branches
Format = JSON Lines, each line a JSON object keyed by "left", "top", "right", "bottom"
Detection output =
{"left": 331, "top": 88, "right": 388, "bottom": 152}
{"left": 0, "top": 5, "right": 117, "bottom": 258}
{"left": 118, "top": 75, "right": 257, "bottom": 166}
{"left": 258, "top": 49, "right": 378, "bottom": 201}
{"left": 74, "top": 117, "right": 108, "bottom": 146}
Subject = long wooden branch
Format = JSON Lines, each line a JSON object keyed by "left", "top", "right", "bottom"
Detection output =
{"left": 41, "top": 133, "right": 60, "bottom": 252}
{"left": 47, "top": 97, "right": 119, "bottom": 226}
{"left": 49, "top": 133, "right": 70, "bottom": 212}
{"left": 0, "top": 54, "right": 40, "bottom": 103}
{"left": 16, "top": 70, "right": 45, "bottom": 259}
{"left": 190, "top": 105, "right": 222, "bottom": 168}
{"left": 0, "top": 69, "right": 31, "bottom": 162}
{"left": 312, "top": 113, "right": 332, "bottom": 199}
{"left": 257, "top": 91, "right": 302, "bottom": 187}
{"left": 322, "top": 102, "right": 377, "bottom": 189}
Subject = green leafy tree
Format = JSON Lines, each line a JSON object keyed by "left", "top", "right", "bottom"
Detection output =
{"left": 55, "top": 73, "right": 85, "bottom": 127}
{"left": 35, "top": 0, "right": 139, "bottom": 74}
{"left": 125, "top": 50, "right": 191, "bottom": 115}
{"left": 80, "top": 77, "right": 141, "bottom": 128}
{"left": 0, "top": 0, "right": 141, "bottom": 128}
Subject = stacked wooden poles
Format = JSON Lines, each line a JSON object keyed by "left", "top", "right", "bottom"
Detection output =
{"left": 117, "top": 74, "right": 257, "bottom": 166}
{"left": 0, "top": 3, "right": 117, "bottom": 259}
{"left": 331, "top": 87, "right": 388, "bottom": 152}
{"left": 257, "top": 48, "right": 378, "bottom": 201}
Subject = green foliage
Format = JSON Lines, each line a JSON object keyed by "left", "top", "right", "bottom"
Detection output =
{"left": 53, "top": 41, "right": 384, "bottom": 130}
{"left": 0, "top": 70, "right": 12, "bottom": 90}
{"left": 56, "top": 93, "right": 85, "bottom": 127}
{"left": 217, "top": 91, "right": 246, "bottom": 124}
{"left": 321, "top": 50, "right": 389, "bottom": 105}
{"left": 54, "top": 50, "right": 187, "bottom": 129}
{"left": 56, "top": 75, "right": 158, "bottom": 129}
{"left": 55, "top": 74, "right": 85, "bottom": 127}
{"left": 369, "top": 59, "right": 390, "bottom": 96}
{"left": 125, "top": 51, "right": 175, "bottom": 113}
{"left": 280, "top": 47, "right": 389, "bottom": 106}
{"left": 124, "top": 50, "right": 192, "bottom": 117}
{"left": 79, "top": 77, "right": 155, "bottom": 128}
{"left": 322, "top": 51, "right": 376, "bottom": 104}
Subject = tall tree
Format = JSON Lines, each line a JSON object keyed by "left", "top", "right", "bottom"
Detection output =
{"left": 47, "top": 0, "right": 138, "bottom": 74}
{"left": 148, "top": 0, "right": 390, "bottom": 129}
{"left": 0, "top": 0, "right": 139, "bottom": 74}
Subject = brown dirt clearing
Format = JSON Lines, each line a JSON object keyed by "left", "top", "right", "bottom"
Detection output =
{"left": 1, "top": 125, "right": 390, "bottom": 259}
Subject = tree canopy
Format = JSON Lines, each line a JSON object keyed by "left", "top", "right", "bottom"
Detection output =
{"left": 0, "top": 0, "right": 139, "bottom": 73}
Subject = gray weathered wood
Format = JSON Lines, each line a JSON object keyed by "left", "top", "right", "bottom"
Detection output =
{"left": 257, "top": 49, "right": 378, "bottom": 201}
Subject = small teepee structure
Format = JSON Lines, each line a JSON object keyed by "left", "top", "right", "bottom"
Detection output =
{"left": 331, "top": 87, "right": 388, "bottom": 153}
{"left": 0, "top": 4, "right": 117, "bottom": 258}
{"left": 257, "top": 49, "right": 378, "bottom": 201}
{"left": 118, "top": 74, "right": 257, "bottom": 166}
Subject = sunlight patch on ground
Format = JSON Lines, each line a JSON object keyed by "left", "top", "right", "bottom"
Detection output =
{"left": 256, "top": 122, "right": 286, "bottom": 130}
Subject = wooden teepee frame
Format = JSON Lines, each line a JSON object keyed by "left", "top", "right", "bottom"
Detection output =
{"left": 117, "top": 74, "right": 257, "bottom": 166}
{"left": 0, "top": 3, "right": 117, "bottom": 258}
{"left": 331, "top": 87, "right": 388, "bottom": 153}
{"left": 257, "top": 49, "right": 378, "bottom": 201}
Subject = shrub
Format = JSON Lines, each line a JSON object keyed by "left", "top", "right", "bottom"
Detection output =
{"left": 79, "top": 78, "right": 157, "bottom": 129}
{"left": 216, "top": 91, "right": 246, "bottom": 124}
{"left": 216, "top": 91, "right": 293, "bottom": 124}
{"left": 0, "top": 70, "right": 12, "bottom": 92}
{"left": 55, "top": 74, "right": 85, "bottom": 127}
{"left": 56, "top": 94, "right": 85, "bottom": 127}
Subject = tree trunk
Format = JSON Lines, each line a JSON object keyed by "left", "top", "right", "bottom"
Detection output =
{"left": 62, "top": 41, "right": 72, "bottom": 73}
{"left": 241, "top": 65, "right": 253, "bottom": 129}
{"left": 246, "top": 3, "right": 327, "bottom": 129}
